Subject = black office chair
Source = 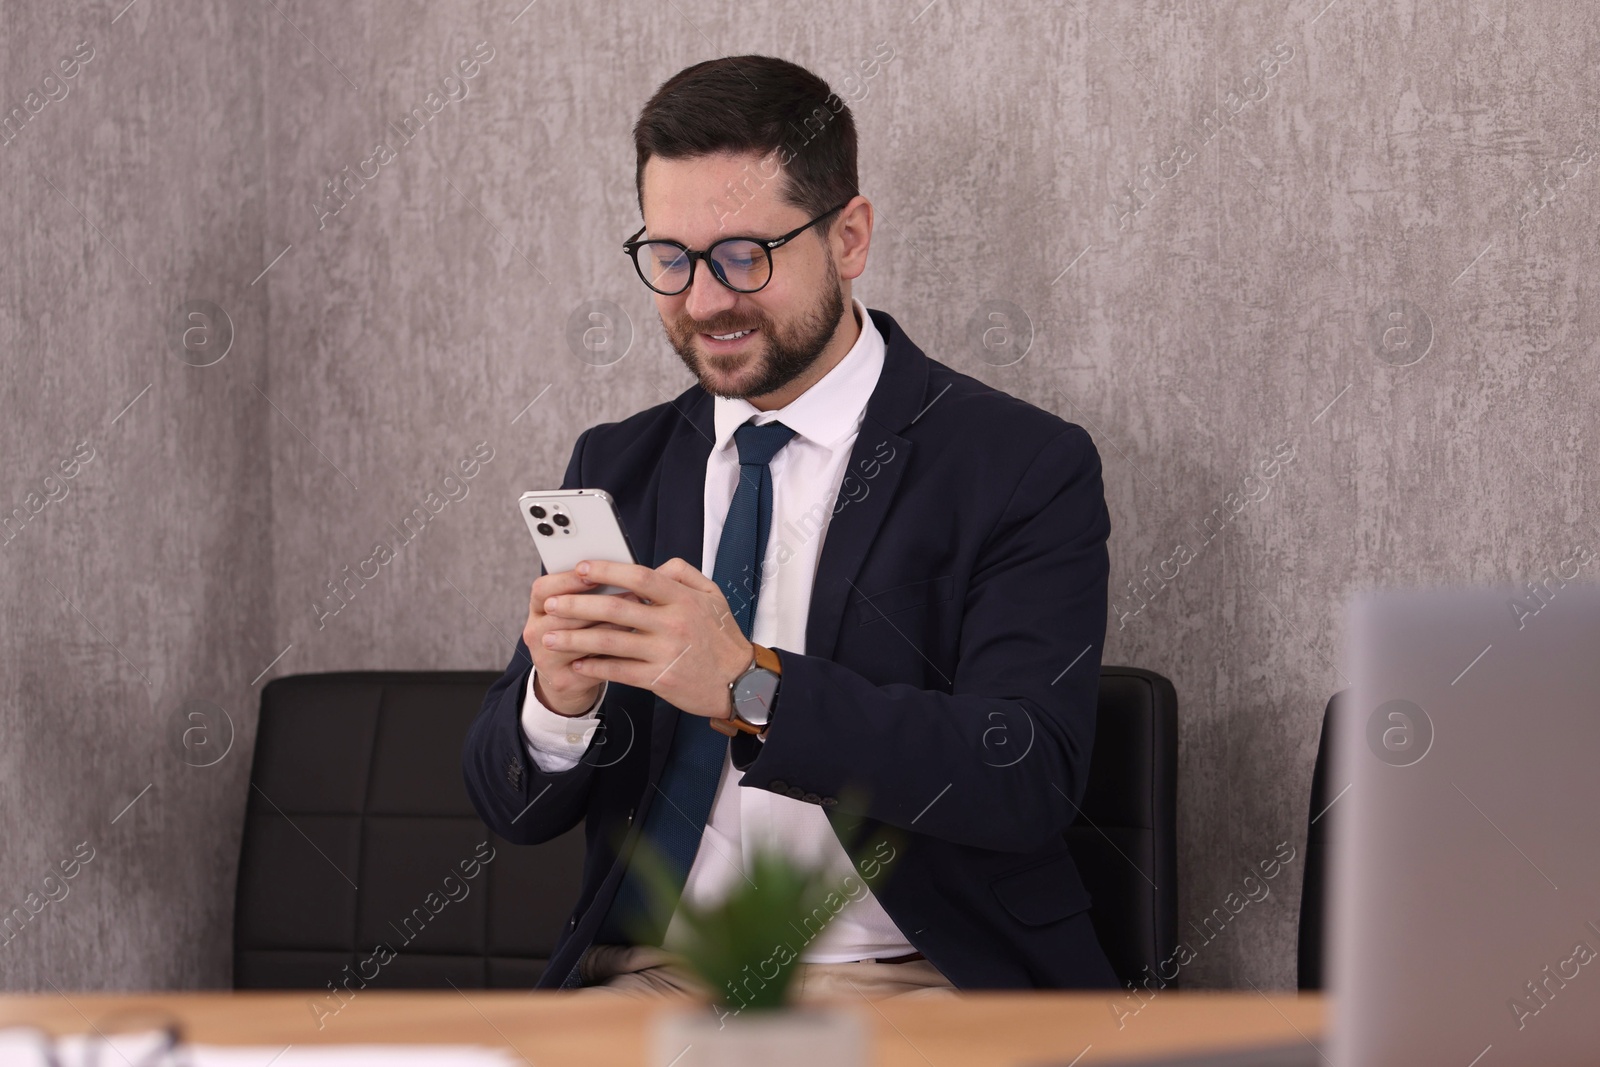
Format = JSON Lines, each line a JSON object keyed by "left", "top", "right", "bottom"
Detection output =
{"left": 1296, "top": 688, "right": 1350, "bottom": 991}
{"left": 233, "top": 671, "right": 582, "bottom": 989}
{"left": 235, "top": 666, "right": 1179, "bottom": 990}
{"left": 1069, "top": 666, "right": 1179, "bottom": 987}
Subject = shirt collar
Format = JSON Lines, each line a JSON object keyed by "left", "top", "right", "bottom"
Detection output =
{"left": 712, "top": 296, "right": 885, "bottom": 454}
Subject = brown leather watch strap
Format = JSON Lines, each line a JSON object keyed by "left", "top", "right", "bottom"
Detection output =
{"left": 751, "top": 642, "right": 781, "bottom": 675}
{"left": 709, "top": 643, "right": 779, "bottom": 737}
{"left": 709, "top": 715, "right": 762, "bottom": 736}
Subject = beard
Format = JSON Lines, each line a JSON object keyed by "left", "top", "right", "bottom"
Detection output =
{"left": 665, "top": 255, "right": 845, "bottom": 401}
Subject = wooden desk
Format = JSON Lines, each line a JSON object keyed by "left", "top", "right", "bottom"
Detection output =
{"left": 1, "top": 990, "right": 1323, "bottom": 1066}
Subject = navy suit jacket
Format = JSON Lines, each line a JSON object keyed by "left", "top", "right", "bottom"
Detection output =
{"left": 462, "top": 307, "right": 1118, "bottom": 990}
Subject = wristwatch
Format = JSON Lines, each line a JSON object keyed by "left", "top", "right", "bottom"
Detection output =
{"left": 710, "top": 642, "right": 781, "bottom": 737}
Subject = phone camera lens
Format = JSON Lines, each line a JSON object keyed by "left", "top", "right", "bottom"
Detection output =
{"left": 536, "top": 522, "right": 554, "bottom": 536}
{"left": 553, "top": 513, "right": 570, "bottom": 527}
{"left": 529, "top": 505, "right": 547, "bottom": 519}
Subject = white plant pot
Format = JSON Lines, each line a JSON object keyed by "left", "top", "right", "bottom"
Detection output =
{"left": 650, "top": 1003, "right": 866, "bottom": 1067}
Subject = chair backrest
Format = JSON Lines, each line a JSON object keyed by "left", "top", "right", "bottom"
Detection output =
{"left": 236, "top": 666, "right": 1179, "bottom": 990}
{"left": 1296, "top": 688, "right": 1348, "bottom": 991}
{"left": 234, "top": 671, "right": 583, "bottom": 990}
{"left": 1069, "top": 666, "right": 1179, "bottom": 987}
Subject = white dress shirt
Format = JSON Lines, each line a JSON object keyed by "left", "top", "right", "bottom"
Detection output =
{"left": 519, "top": 297, "right": 914, "bottom": 962}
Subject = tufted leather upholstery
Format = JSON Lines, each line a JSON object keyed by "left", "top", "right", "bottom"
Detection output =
{"left": 234, "top": 666, "right": 1177, "bottom": 989}
{"left": 233, "top": 671, "right": 582, "bottom": 989}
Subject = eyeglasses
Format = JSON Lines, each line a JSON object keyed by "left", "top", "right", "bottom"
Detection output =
{"left": 622, "top": 200, "right": 853, "bottom": 296}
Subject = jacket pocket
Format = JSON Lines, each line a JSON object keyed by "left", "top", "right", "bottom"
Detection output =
{"left": 850, "top": 573, "right": 954, "bottom": 625}
{"left": 990, "top": 849, "right": 1093, "bottom": 926}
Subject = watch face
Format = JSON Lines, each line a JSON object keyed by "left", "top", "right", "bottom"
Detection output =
{"left": 732, "top": 667, "right": 779, "bottom": 726}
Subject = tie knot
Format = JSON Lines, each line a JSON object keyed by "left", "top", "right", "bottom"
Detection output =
{"left": 733, "top": 419, "right": 796, "bottom": 466}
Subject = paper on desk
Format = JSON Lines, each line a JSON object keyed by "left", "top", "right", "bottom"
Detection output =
{"left": 0, "top": 1029, "right": 527, "bottom": 1066}
{"left": 181, "top": 1047, "right": 526, "bottom": 1067}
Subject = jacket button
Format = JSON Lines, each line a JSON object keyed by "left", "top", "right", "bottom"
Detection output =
{"left": 626, "top": 807, "right": 635, "bottom": 824}
{"left": 786, "top": 786, "right": 804, "bottom": 800}
{"left": 769, "top": 779, "right": 788, "bottom": 792}
{"left": 803, "top": 793, "right": 821, "bottom": 804}
{"left": 568, "top": 916, "right": 576, "bottom": 928}
{"left": 821, "top": 796, "right": 838, "bottom": 807}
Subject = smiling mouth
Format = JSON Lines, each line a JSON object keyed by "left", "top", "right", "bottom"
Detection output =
{"left": 697, "top": 326, "right": 761, "bottom": 354}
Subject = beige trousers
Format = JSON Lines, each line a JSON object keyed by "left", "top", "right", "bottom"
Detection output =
{"left": 576, "top": 944, "right": 958, "bottom": 1001}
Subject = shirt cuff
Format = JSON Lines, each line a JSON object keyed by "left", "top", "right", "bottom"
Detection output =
{"left": 521, "top": 669, "right": 607, "bottom": 764}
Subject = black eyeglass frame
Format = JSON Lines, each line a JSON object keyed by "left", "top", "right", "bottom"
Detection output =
{"left": 622, "top": 199, "right": 855, "bottom": 295}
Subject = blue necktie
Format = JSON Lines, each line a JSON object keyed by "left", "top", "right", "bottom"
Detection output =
{"left": 586, "top": 419, "right": 797, "bottom": 956}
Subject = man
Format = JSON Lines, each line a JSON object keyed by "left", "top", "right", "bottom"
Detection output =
{"left": 461, "top": 54, "right": 1118, "bottom": 998}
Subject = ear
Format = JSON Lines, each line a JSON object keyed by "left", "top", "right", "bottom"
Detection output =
{"left": 833, "top": 197, "right": 873, "bottom": 282}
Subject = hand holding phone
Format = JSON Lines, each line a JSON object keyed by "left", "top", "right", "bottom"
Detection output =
{"left": 516, "top": 490, "right": 760, "bottom": 722}
{"left": 518, "top": 489, "right": 640, "bottom": 716}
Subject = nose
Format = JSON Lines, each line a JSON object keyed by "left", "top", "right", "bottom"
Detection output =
{"left": 683, "top": 258, "right": 738, "bottom": 324}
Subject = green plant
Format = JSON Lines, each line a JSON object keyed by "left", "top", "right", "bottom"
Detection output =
{"left": 624, "top": 842, "right": 840, "bottom": 1012}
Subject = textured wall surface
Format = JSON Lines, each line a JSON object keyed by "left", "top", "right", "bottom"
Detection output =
{"left": 1, "top": 0, "right": 269, "bottom": 987}
{"left": 2, "top": 0, "right": 1596, "bottom": 994}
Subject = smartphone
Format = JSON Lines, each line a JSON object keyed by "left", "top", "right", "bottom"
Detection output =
{"left": 518, "top": 488, "right": 640, "bottom": 595}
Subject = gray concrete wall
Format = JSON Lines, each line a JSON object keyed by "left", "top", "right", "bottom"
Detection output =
{"left": 1, "top": 0, "right": 269, "bottom": 987}
{"left": 3, "top": 0, "right": 1596, "bottom": 992}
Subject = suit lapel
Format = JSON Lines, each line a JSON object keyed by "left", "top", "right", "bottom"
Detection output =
{"left": 803, "top": 308, "right": 931, "bottom": 661}
{"left": 646, "top": 388, "right": 715, "bottom": 782}
{"left": 641, "top": 308, "right": 934, "bottom": 774}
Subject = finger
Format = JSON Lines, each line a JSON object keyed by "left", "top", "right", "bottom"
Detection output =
{"left": 542, "top": 613, "right": 633, "bottom": 632}
{"left": 567, "top": 652, "right": 651, "bottom": 691}
{"left": 543, "top": 589, "right": 653, "bottom": 630}
{"left": 568, "top": 644, "right": 706, "bottom": 708}
{"left": 545, "top": 625, "right": 651, "bottom": 661}
{"left": 530, "top": 569, "right": 604, "bottom": 613}
{"left": 579, "top": 559, "right": 674, "bottom": 603}
{"left": 657, "top": 556, "right": 720, "bottom": 595}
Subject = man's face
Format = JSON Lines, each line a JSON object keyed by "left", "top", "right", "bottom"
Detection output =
{"left": 639, "top": 152, "right": 846, "bottom": 401}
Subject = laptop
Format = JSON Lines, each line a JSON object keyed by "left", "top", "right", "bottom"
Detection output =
{"left": 1327, "top": 580, "right": 1600, "bottom": 1066}
{"left": 1082, "top": 581, "right": 1600, "bottom": 1067}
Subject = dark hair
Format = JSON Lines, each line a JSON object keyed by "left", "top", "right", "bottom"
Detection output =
{"left": 633, "top": 55, "right": 858, "bottom": 224}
